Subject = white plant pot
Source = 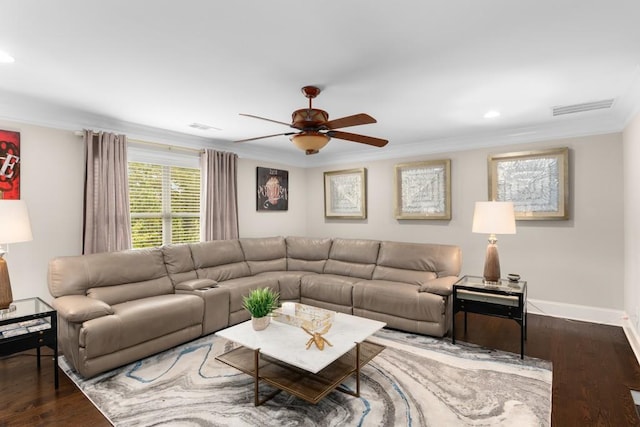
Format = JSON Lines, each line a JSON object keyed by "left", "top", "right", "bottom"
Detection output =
{"left": 251, "top": 316, "right": 270, "bottom": 331}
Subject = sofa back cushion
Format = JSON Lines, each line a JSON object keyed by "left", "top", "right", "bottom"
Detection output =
{"left": 161, "top": 244, "right": 198, "bottom": 286}
{"left": 323, "top": 238, "right": 380, "bottom": 279}
{"left": 190, "top": 239, "right": 251, "bottom": 281}
{"left": 48, "top": 248, "right": 173, "bottom": 305}
{"left": 240, "top": 236, "right": 287, "bottom": 275}
{"left": 286, "top": 236, "right": 332, "bottom": 273}
{"left": 373, "top": 241, "right": 462, "bottom": 284}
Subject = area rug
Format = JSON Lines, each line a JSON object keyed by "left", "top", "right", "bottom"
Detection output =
{"left": 59, "top": 328, "right": 552, "bottom": 426}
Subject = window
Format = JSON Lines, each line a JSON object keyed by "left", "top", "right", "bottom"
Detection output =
{"left": 128, "top": 161, "right": 201, "bottom": 249}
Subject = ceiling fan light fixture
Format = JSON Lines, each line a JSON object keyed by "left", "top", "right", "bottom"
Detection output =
{"left": 290, "top": 132, "right": 330, "bottom": 154}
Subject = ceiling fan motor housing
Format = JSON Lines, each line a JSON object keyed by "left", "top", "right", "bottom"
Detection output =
{"left": 291, "top": 109, "right": 329, "bottom": 129}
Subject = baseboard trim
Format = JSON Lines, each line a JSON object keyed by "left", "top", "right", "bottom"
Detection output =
{"left": 622, "top": 318, "right": 640, "bottom": 367}
{"left": 519, "top": 299, "right": 640, "bottom": 367}
{"left": 527, "top": 298, "right": 626, "bottom": 326}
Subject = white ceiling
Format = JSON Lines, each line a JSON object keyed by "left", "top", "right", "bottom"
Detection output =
{"left": 1, "top": 0, "right": 639, "bottom": 167}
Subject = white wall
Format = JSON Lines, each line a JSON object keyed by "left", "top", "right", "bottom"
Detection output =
{"left": 0, "top": 119, "right": 84, "bottom": 303}
{"left": 623, "top": 113, "right": 640, "bottom": 330}
{"left": 305, "top": 134, "right": 625, "bottom": 315}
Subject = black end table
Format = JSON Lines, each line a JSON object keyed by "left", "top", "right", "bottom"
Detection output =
{"left": 0, "top": 297, "right": 58, "bottom": 388}
{"left": 452, "top": 275, "right": 527, "bottom": 359}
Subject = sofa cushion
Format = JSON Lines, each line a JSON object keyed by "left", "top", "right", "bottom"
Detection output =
{"left": 190, "top": 240, "right": 251, "bottom": 281}
{"left": 372, "top": 266, "right": 436, "bottom": 286}
{"left": 254, "top": 271, "right": 312, "bottom": 301}
{"left": 300, "top": 274, "right": 359, "bottom": 306}
{"left": 375, "top": 241, "right": 462, "bottom": 278}
{"left": 87, "top": 277, "right": 174, "bottom": 306}
{"left": 286, "top": 236, "right": 332, "bottom": 273}
{"left": 353, "top": 280, "right": 445, "bottom": 322}
{"left": 161, "top": 244, "right": 198, "bottom": 286}
{"left": 240, "top": 237, "right": 287, "bottom": 275}
{"left": 48, "top": 248, "right": 169, "bottom": 298}
{"left": 79, "top": 294, "right": 204, "bottom": 358}
{"left": 216, "top": 276, "right": 280, "bottom": 313}
{"left": 324, "top": 238, "right": 380, "bottom": 279}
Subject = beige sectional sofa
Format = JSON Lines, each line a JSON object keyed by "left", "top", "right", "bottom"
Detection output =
{"left": 48, "top": 236, "right": 461, "bottom": 378}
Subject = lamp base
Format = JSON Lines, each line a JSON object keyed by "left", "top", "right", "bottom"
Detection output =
{"left": 0, "top": 256, "right": 13, "bottom": 310}
{"left": 483, "top": 242, "right": 501, "bottom": 283}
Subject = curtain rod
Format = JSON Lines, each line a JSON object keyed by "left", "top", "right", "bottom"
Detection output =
{"left": 128, "top": 138, "right": 205, "bottom": 154}
{"left": 75, "top": 130, "right": 204, "bottom": 154}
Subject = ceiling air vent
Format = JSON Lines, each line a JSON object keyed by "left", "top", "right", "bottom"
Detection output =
{"left": 189, "top": 122, "right": 221, "bottom": 131}
{"left": 552, "top": 99, "right": 615, "bottom": 116}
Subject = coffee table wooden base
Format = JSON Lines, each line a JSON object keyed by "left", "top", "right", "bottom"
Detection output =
{"left": 216, "top": 340, "right": 385, "bottom": 406}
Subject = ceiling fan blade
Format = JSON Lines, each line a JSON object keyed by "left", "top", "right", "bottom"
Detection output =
{"left": 239, "top": 113, "right": 293, "bottom": 128}
{"left": 234, "top": 132, "right": 295, "bottom": 143}
{"left": 328, "top": 130, "right": 388, "bottom": 147}
{"left": 324, "top": 113, "right": 376, "bottom": 130}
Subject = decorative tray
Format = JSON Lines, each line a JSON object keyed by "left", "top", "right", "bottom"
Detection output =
{"left": 273, "top": 303, "right": 335, "bottom": 333}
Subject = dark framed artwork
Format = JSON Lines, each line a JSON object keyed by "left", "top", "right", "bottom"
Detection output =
{"left": 256, "top": 167, "right": 288, "bottom": 211}
{"left": 488, "top": 147, "right": 569, "bottom": 220}
{"left": 0, "top": 129, "right": 21, "bottom": 200}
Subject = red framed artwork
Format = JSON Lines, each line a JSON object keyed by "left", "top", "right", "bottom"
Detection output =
{"left": 0, "top": 130, "right": 20, "bottom": 200}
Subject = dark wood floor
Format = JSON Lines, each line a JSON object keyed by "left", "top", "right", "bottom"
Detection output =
{"left": 2, "top": 313, "right": 640, "bottom": 426}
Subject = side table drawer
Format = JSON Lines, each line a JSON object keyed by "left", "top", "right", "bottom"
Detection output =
{"left": 457, "top": 289, "right": 519, "bottom": 307}
{"left": 0, "top": 330, "right": 55, "bottom": 356}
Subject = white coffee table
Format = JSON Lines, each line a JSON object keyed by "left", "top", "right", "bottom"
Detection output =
{"left": 215, "top": 311, "right": 386, "bottom": 405}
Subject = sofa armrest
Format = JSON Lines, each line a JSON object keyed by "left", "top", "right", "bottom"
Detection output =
{"left": 175, "top": 278, "right": 218, "bottom": 291}
{"left": 419, "top": 276, "right": 459, "bottom": 296}
{"left": 52, "top": 295, "right": 113, "bottom": 323}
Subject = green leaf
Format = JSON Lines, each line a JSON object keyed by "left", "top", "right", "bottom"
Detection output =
{"left": 242, "top": 288, "right": 280, "bottom": 318}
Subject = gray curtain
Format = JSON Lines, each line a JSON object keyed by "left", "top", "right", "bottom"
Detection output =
{"left": 83, "top": 130, "right": 132, "bottom": 254}
{"left": 201, "top": 149, "right": 239, "bottom": 240}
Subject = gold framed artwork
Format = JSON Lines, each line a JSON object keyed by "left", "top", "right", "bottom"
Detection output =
{"left": 323, "top": 168, "right": 367, "bottom": 219}
{"left": 394, "top": 159, "right": 451, "bottom": 220}
{"left": 488, "top": 147, "right": 569, "bottom": 220}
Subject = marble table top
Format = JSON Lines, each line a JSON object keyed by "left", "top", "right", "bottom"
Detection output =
{"left": 215, "top": 312, "right": 385, "bottom": 374}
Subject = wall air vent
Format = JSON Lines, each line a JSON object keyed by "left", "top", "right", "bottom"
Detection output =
{"left": 552, "top": 99, "right": 615, "bottom": 116}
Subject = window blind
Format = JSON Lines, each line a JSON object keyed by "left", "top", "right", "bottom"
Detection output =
{"left": 128, "top": 161, "right": 201, "bottom": 248}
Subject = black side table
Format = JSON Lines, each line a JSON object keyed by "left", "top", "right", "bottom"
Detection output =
{"left": 452, "top": 275, "right": 527, "bottom": 359}
{"left": 0, "top": 297, "right": 58, "bottom": 388}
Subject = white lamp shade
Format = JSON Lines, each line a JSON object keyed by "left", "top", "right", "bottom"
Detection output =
{"left": 472, "top": 201, "right": 516, "bottom": 235}
{"left": 0, "top": 200, "right": 33, "bottom": 244}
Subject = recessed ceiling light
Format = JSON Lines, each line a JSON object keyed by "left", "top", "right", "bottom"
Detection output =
{"left": 484, "top": 110, "right": 501, "bottom": 119}
{"left": 0, "top": 50, "right": 15, "bottom": 63}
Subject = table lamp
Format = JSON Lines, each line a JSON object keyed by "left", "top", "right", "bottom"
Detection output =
{"left": 0, "top": 200, "right": 33, "bottom": 311}
{"left": 472, "top": 201, "right": 516, "bottom": 283}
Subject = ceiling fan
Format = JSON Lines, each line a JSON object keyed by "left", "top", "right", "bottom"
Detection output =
{"left": 236, "top": 86, "right": 388, "bottom": 155}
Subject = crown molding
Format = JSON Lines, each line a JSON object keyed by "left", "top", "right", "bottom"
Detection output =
{"left": 0, "top": 89, "right": 630, "bottom": 169}
{"left": 0, "top": 89, "right": 307, "bottom": 167}
{"left": 305, "top": 115, "right": 625, "bottom": 168}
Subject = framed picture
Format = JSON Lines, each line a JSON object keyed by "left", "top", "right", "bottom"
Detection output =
{"left": 323, "top": 168, "right": 367, "bottom": 219}
{"left": 488, "top": 147, "right": 569, "bottom": 220}
{"left": 256, "top": 167, "right": 288, "bottom": 211}
{"left": 394, "top": 159, "right": 451, "bottom": 220}
{"left": 0, "top": 129, "right": 21, "bottom": 200}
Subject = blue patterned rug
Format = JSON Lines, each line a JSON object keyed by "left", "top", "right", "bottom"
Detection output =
{"left": 59, "top": 328, "right": 552, "bottom": 426}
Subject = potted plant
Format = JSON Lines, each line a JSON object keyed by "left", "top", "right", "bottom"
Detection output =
{"left": 242, "top": 287, "right": 280, "bottom": 331}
